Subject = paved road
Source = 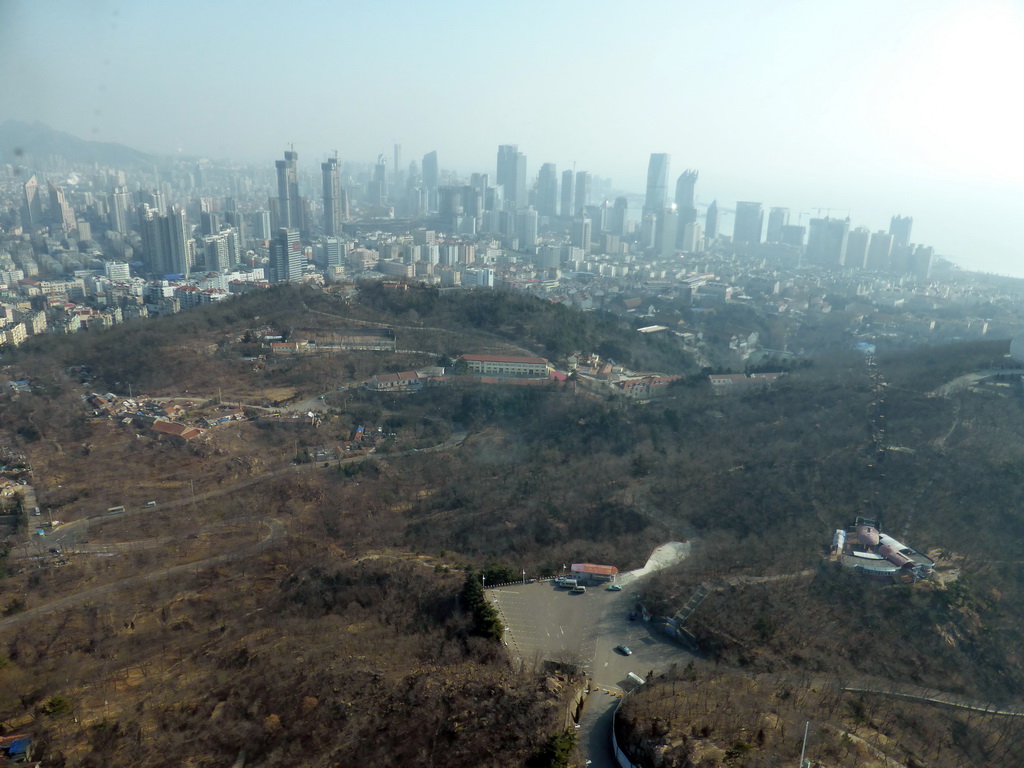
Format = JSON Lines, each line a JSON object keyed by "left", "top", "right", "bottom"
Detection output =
{"left": 577, "top": 689, "right": 620, "bottom": 768}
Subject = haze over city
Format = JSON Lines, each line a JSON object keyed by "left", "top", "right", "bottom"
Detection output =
{"left": 2, "top": 0, "right": 1022, "bottom": 275}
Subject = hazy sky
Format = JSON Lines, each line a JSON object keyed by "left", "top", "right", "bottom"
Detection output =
{"left": 3, "top": 0, "right": 1022, "bottom": 275}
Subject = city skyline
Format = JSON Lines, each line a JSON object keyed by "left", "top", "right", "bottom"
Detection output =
{"left": 2, "top": 0, "right": 1022, "bottom": 274}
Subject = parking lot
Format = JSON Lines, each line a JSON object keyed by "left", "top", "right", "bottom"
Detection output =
{"left": 489, "top": 578, "right": 693, "bottom": 690}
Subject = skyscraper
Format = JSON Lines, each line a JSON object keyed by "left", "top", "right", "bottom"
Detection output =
{"left": 496, "top": 144, "right": 526, "bottom": 208}
{"left": 110, "top": 185, "right": 131, "bottom": 234}
{"left": 806, "top": 217, "right": 850, "bottom": 267}
{"left": 644, "top": 153, "right": 671, "bottom": 215}
{"left": 422, "top": 151, "right": 438, "bottom": 191}
{"left": 560, "top": 169, "right": 575, "bottom": 217}
{"left": 371, "top": 154, "right": 388, "bottom": 206}
{"left": 733, "top": 202, "right": 764, "bottom": 245}
{"left": 22, "top": 175, "right": 44, "bottom": 230}
{"left": 574, "top": 171, "right": 592, "bottom": 215}
{"left": 705, "top": 200, "right": 719, "bottom": 240}
{"left": 611, "top": 196, "right": 629, "bottom": 237}
{"left": 766, "top": 207, "right": 789, "bottom": 243}
{"left": 537, "top": 163, "right": 558, "bottom": 218}
{"left": 674, "top": 170, "right": 698, "bottom": 226}
{"left": 271, "top": 227, "right": 304, "bottom": 283}
{"left": 422, "top": 151, "right": 439, "bottom": 212}
{"left": 889, "top": 215, "right": 913, "bottom": 249}
{"left": 321, "top": 157, "right": 343, "bottom": 236}
{"left": 393, "top": 144, "right": 402, "bottom": 188}
{"left": 275, "top": 151, "right": 301, "bottom": 231}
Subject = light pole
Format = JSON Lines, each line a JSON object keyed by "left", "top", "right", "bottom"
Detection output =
{"left": 522, "top": 569, "right": 526, "bottom": 585}
{"left": 481, "top": 575, "right": 486, "bottom": 589}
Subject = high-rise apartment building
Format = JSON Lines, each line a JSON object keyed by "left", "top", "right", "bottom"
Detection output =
{"left": 780, "top": 225, "right": 806, "bottom": 248}
{"left": 141, "top": 205, "right": 192, "bottom": 277}
{"left": 845, "top": 227, "right": 871, "bottom": 270}
{"left": 110, "top": 185, "right": 131, "bottom": 234}
{"left": 571, "top": 213, "right": 591, "bottom": 251}
{"left": 766, "top": 207, "right": 789, "bottom": 243}
{"left": 889, "top": 215, "right": 913, "bottom": 249}
{"left": 537, "top": 163, "right": 558, "bottom": 218}
{"left": 321, "top": 157, "right": 343, "bottom": 236}
{"left": 275, "top": 151, "right": 301, "bottom": 231}
{"left": 644, "top": 153, "right": 671, "bottom": 215}
{"left": 866, "top": 230, "right": 894, "bottom": 271}
{"left": 271, "top": 227, "right": 304, "bottom": 283}
{"left": 733, "top": 202, "right": 764, "bottom": 245}
{"left": 516, "top": 207, "right": 539, "bottom": 251}
{"left": 496, "top": 144, "right": 526, "bottom": 208}
{"left": 806, "top": 217, "right": 850, "bottom": 267}
{"left": 560, "top": 169, "right": 575, "bottom": 217}
{"left": 48, "top": 181, "right": 76, "bottom": 233}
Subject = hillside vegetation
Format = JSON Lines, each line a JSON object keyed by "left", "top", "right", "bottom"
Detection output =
{"left": 0, "top": 285, "right": 1021, "bottom": 765}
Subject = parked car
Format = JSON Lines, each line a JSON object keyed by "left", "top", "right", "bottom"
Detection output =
{"left": 607, "top": 584, "right": 622, "bottom": 591}
{"left": 615, "top": 645, "right": 632, "bottom": 656}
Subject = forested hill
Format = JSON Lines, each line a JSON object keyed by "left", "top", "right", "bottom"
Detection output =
{"left": 352, "top": 281, "right": 693, "bottom": 371}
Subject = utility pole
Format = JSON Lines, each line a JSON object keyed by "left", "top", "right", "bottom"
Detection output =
{"left": 799, "top": 721, "right": 810, "bottom": 767}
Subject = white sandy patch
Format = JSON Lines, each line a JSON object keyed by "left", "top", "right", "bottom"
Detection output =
{"left": 618, "top": 541, "right": 690, "bottom": 585}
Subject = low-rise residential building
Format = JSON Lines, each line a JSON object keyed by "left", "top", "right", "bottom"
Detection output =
{"left": 459, "top": 353, "right": 549, "bottom": 378}
{"left": 368, "top": 371, "right": 422, "bottom": 391}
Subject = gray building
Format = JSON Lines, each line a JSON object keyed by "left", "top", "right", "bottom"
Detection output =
{"left": 733, "top": 201, "right": 764, "bottom": 245}
{"left": 321, "top": 157, "right": 343, "bottom": 236}
{"left": 497, "top": 144, "right": 526, "bottom": 208}
{"left": 644, "top": 153, "right": 670, "bottom": 215}
{"left": 271, "top": 227, "right": 304, "bottom": 283}
{"left": 275, "top": 150, "right": 301, "bottom": 231}
{"left": 806, "top": 217, "right": 850, "bottom": 267}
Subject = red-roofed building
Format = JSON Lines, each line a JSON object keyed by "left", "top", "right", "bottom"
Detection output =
{"left": 151, "top": 420, "right": 205, "bottom": 441}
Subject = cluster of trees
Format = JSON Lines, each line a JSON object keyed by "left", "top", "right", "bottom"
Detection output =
{"left": 353, "top": 281, "right": 694, "bottom": 370}
{"left": 460, "top": 572, "right": 503, "bottom": 641}
{"left": 618, "top": 665, "right": 1024, "bottom": 767}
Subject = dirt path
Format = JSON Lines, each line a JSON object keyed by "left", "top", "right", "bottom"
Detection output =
{"left": 0, "top": 518, "right": 284, "bottom": 629}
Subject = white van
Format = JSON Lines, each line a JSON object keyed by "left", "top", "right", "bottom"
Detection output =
{"left": 571, "top": 585, "right": 586, "bottom": 594}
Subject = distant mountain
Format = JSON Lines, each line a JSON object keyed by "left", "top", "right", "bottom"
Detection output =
{"left": 0, "top": 120, "right": 159, "bottom": 169}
